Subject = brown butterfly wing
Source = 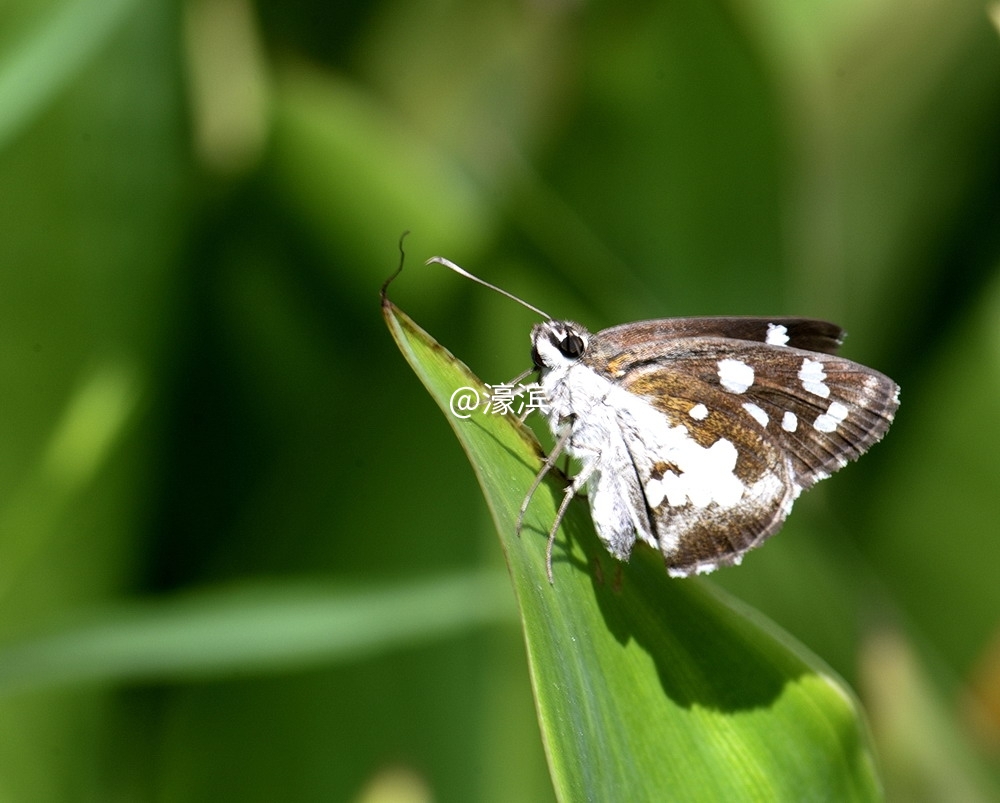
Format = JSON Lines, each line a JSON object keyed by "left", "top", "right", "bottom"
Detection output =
{"left": 584, "top": 326, "right": 898, "bottom": 576}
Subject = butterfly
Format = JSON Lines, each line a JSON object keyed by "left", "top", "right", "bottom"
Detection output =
{"left": 427, "top": 257, "right": 900, "bottom": 583}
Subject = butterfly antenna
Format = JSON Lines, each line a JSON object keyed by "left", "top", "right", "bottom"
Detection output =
{"left": 426, "top": 256, "right": 551, "bottom": 320}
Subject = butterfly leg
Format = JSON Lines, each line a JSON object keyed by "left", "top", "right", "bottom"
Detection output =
{"left": 546, "top": 485, "right": 577, "bottom": 584}
{"left": 544, "top": 458, "right": 598, "bottom": 584}
{"left": 516, "top": 426, "right": 572, "bottom": 537}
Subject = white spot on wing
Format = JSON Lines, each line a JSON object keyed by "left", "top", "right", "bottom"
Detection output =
{"left": 645, "top": 477, "right": 666, "bottom": 508}
{"left": 766, "top": 323, "right": 789, "bottom": 346}
{"left": 798, "top": 358, "right": 830, "bottom": 398}
{"left": 718, "top": 359, "right": 754, "bottom": 394}
{"left": 742, "top": 402, "right": 769, "bottom": 428}
{"left": 657, "top": 437, "right": 743, "bottom": 509}
{"left": 688, "top": 403, "right": 709, "bottom": 421}
{"left": 814, "top": 401, "right": 849, "bottom": 433}
{"left": 781, "top": 411, "right": 798, "bottom": 432}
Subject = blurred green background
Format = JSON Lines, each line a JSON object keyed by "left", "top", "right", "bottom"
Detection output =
{"left": 1, "top": 0, "right": 999, "bottom": 800}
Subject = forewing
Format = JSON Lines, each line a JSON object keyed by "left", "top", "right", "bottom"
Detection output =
{"left": 596, "top": 334, "right": 898, "bottom": 575}
{"left": 608, "top": 338, "right": 898, "bottom": 485}
{"left": 736, "top": 348, "right": 899, "bottom": 489}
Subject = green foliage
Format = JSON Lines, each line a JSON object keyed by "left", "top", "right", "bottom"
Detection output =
{"left": 1, "top": 0, "right": 999, "bottom": 800}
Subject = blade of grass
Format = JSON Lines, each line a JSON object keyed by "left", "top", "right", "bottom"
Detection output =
{"left": 0, "top": 570, "right": 513, "bottom": 697}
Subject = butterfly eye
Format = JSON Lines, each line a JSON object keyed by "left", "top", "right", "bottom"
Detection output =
{"left": 561, "top": 334, "right": 585, "bottom": 358}
{"left": 530, "top": 345, "right": 543, "bottom": 370}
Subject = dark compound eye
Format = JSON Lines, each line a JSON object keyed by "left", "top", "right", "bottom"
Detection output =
{"left": 530, "top": 344, "right": 543, "bottom": 370}
{"left": 561, "top": 334, "right": 585, "bottom": 358}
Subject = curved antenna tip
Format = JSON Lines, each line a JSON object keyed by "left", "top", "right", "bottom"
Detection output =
{"left": 425, "top": 256, "right": 551, "bottom": 320}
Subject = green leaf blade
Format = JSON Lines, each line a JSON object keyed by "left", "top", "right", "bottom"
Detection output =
{"left": 384, "top": 294, "right": 882, "bottom": 801}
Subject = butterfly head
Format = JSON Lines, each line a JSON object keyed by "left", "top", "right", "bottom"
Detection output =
{"left": 531, "top": 321, "right": 591, "bottom": 372}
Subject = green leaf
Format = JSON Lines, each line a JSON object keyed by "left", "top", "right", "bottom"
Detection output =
{"left": 383, "top": 290, "right": 883, "bottom": 802}
{"left": 0, "top": 571, "right": 514, "bottom": 696}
